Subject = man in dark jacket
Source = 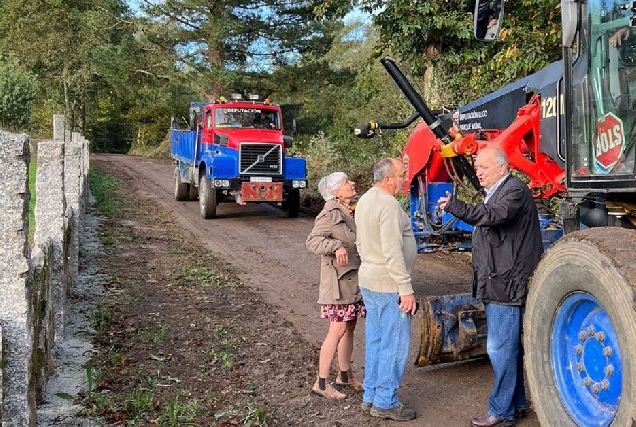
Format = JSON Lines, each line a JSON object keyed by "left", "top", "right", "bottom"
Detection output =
{"left": 438, "top": 147, "right": 543, "bottom": 427}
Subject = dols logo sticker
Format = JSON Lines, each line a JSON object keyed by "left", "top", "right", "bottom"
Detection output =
{"left": 594, "top": 113, "right": 625, "bottom": 173}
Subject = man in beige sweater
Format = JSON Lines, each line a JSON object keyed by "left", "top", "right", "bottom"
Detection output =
{"left": 355, "top": 157, "right": 418, "bottom": 422}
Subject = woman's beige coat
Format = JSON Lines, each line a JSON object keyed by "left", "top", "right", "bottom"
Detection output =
{"left": 306, "top": 200, "right": 361, "bottom": 305}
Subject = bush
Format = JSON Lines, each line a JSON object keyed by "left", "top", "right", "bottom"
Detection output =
{"left": 0, "top": 58, "right": 38, "bottom": 131}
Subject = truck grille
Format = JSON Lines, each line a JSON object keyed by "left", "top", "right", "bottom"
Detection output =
{"left": 239, "top": 143, "right": 282, "bottom": 175}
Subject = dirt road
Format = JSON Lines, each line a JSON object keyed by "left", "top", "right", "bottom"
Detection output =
{"left": 93, "top": 153, "right": 540, "bottom": 426}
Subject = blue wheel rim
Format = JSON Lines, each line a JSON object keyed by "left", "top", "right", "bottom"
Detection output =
{"left": 551, "top": 292, "right": 622, "bottom": 426}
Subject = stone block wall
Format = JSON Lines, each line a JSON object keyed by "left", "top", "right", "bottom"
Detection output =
{"left": 0, "top": 130, "right": 37, "bottom": 426}
{"left": 0, "top": 116, "right": 89, "bottom": 426}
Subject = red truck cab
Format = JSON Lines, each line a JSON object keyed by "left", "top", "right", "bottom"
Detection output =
{"left": 200, "top": 100, "right": 285, "bottom": 148}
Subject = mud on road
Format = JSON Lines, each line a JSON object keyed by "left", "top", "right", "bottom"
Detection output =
{"left": 88, "top": 153, "right": 540, "bottom": 426}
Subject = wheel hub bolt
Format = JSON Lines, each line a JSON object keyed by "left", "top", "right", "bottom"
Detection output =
{"left": 592, "top": 383, "right": 600, "bottom": 394}
{"left": 603, "top": 346, "right": 613, "bottom": 357}
{"left": 605, "top": 365, "right": 614, "bottom": 377}
{"left": 575, "top": 345, "right": 583, "bottom": 355}
{"left": 578, "top": 331, "right": 587, "bottom": 342}
{"left": 576, "top": 362, "right": 584, "bottom": 372}
{"left": 601, "top": 380, "right": 610, "bottom": 390}
{"left": 583, "top": 377, "right": 591, "bottom": 387}
{"left": 587, "top": 326, "right": 595, "bottom": 336}
{"left": 595, "top": 331, "right": 605, "bottom": 342}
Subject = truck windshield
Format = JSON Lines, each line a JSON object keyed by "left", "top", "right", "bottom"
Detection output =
{"left": 214, "top": 107, "right": 279, "bottom": 130}
{"left": 571, "top": 0, "right": 636, "bottom": 176}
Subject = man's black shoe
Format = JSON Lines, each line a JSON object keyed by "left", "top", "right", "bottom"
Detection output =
{"left": 514, "top": 408, "right": 528, "bottom": 419}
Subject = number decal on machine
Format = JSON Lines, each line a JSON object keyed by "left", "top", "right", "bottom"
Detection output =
{"left": 541, "top": 94, "right": 564, "bottom": 119}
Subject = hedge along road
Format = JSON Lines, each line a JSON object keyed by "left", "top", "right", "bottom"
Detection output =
{"left": 91, "top": 153, "right": 540, "bottom": 426}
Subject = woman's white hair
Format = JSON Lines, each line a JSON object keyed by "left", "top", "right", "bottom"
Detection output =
{"left": 318, "top": 172, "right": 347, "bottom": 201}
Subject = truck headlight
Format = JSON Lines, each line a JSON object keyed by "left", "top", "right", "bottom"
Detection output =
{"left": 214, "top": 179, "right": 230, "bottom": 188}
{"left": 292, "top": 180, "right": 307, "bottom": 188}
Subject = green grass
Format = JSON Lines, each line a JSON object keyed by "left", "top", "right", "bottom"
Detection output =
{"left": 181, "top": 266, "right": 231, "bottom": 287}
{"left": 88, "top": 169, "right": 122, "bottom": 213}
{"left": 214, "top": 401, "right": 269, "bottom": 426}
{"left": 158, "top": 395, "right": 199, "bottom": 426}
{"left": 28, "top": 160, "right": 36, "bottom": 242}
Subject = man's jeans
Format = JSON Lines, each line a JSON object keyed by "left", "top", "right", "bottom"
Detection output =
{"left": 484, "top": 303, "right": 526, "bottom": 420}
{"left": 360, "top": 287, "right": 411, "bottom": 410}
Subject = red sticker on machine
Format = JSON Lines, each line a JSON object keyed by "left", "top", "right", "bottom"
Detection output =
{"left": 594, "top": 113, "right": 625, "bottom": 173}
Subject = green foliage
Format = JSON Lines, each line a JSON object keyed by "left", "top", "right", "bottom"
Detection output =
{"left": 356, "top": 0, "right": 562, "bottom": 107}
{"left": 158, "top": 395, "right": 199, "bottom": 426}
{"left": 88, "top": 169, "right": 121, "bottom": 213}
{"left": 214, "top": 401, "right": 270, "bottom": 426}
{"left": 94, "top": 304, "right": 115, "bottom": 333}
{"left": 125, "top": 388, "right": 155, "bottom": 421}
{"left": 0, "top": 58, "right": 38, "bottom": 130}
{"left": 0, "top": 0, "right": 566, "bottom": 175}
{"left": 28, "top": 159, "right": 36, "bottom": 243}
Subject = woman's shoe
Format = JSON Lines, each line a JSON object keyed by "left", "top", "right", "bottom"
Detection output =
{"left": 312, "top": 380, "right": 346, "bottom": 399}
{"left": 335, "top": 369, "right": 363, "bottom": 391}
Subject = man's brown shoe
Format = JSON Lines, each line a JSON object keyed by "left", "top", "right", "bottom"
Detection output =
{"left": 311, "top": 380, "right": 346, "bottom": 400}
{"left": 470, "top": 414, "right": 515, "bottom": 427}
{"left": 370, "top": 403, "right": 416, "bottom": 421}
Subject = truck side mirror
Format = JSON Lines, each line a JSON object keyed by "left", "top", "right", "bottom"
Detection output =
{"left": 473, "top": 0, "right": 504, "bottom": 42}
{"left": 292, "top": 118, "right": 299, "bottom": 136}
{"left": 283, "top": 135, "right": 293, "bottom": 148}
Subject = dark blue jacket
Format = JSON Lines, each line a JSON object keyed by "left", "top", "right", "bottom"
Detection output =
{"left": 446, "top": 175, "right": 543, "bottom": 304}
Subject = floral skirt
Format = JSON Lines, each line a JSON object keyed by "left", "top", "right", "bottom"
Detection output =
{"left": 320, "top": 301, "right": 366, "bottom": 322}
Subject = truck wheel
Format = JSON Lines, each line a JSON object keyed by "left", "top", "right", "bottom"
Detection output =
{"left": 174, "top": 167, "right": 189, "bottom": 201}
{"left": 524, "top": 227, "right": 636, "bottom": 427}
{"left": 199, "top": 175, "right": 217, "bottom": 219}
{"left": 188, "top": 183, "right": 199, "bottom": 201}
{"left": 283, "top": 189, "right": 300, "bottom": 218}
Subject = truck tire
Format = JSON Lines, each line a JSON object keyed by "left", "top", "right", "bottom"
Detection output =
{"left": 188, "top": 183, "right": 199, "bottom": 200}
{"left": 283, "top": 189, "right": 300, "bottom": 218}
{"left": 524, "top": 227, "right": 636, "bottom": 427}
{"left": 199, "top": 175, "right": 217, "bottom": 219}
{"left": 174, "top": 167, "right": 189, "bottom": 201}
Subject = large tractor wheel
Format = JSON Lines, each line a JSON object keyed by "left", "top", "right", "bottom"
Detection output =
{"left": 174, "top": 167, "right": 189, "bottom": 201}
{"left": 283, "top": 189, "right": 300, "bottom": 218}
{"left": 198, "top": 175, "right": 217, "bottom": 219}
{"left": 524, "top": 227, "right": 636, "bottom": 426}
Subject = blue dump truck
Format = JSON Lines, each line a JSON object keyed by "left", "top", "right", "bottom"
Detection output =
{"left": 170, "top": 96, "right": 307, "bottom": 218}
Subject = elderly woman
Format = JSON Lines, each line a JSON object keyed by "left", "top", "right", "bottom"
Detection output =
{"left": 306, "top": 171, "right": 365, "bottom": 399}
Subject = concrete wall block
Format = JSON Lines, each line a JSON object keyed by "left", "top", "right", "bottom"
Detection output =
{"left": 0, "top": 130, "right": 31, "bottom": 289}
{"left": 80, "top": 139, "right": 89, "bottom": 205}
{"left": 34, "top": 141, "right": 66, "bottom": 343}
{"left": 0, "top": 130, "right": 36, "bottom": 426}
{"left": 30, "top": 243, "right": 55, "bottom": 404}
{"left": 52, "top": 115, "right": 65, "bottom": 142}
{"left": 64, "top": 207, "right": 77, "bottom": 291}
{"left": 64, "top": 140, "right": 83, "bottom": 242}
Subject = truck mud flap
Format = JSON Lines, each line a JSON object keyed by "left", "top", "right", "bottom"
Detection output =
{"left": 239, "top": 182, "right": 283, "bottom": 203}
{"left": 416, "top": 293, "right": 487, "bottom": 366}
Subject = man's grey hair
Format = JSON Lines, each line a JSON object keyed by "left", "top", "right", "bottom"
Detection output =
{"left": 318, "top": 171, "right": 347, "bottom": 201}
{"left": 492, "top": 148, "right": 509, "bottom": 169}
{"left": 373, "top": 158, "right": 400, "bottom": 182}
